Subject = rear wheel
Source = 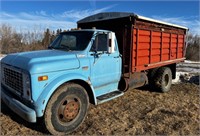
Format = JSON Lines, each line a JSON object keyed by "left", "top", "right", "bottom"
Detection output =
{"left": 44, "top": 83, "right": 89, "bottom": 135}
{"left": 153, "top": 67, "right": 172, "bottom": 92}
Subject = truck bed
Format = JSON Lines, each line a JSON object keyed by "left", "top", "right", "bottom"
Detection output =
{"left": 77, "top": 12, "right": 188, "bottom": 75}
{"left": 132, "top": 25, "right": 185, "bottom": 72}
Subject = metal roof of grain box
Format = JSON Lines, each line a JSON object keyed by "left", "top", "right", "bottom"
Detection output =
{"left": 77, "top": 12, "right": 188, "bottom": 30}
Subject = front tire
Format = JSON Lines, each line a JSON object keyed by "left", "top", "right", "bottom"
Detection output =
{"left": 44, "top": 83, "right": 89, "bottom": 135}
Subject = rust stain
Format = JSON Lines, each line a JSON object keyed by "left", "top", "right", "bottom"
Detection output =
{"left": 82, "top": 66, "right": 89, "bottom": 71}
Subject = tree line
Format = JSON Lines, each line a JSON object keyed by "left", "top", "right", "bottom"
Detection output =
{"left": 0, "top": 24, "right": 199, "bottom": 61}
{"left": 0, "top": 24, "right": 61, "bottom": 54}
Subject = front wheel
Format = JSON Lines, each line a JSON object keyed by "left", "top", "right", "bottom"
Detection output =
{"left": 44, "top": 83, "right": 89, "bottom": 135}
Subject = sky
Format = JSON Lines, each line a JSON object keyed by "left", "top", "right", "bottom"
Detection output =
{"left": 0, "top": 0, "right": 199, "bottom": 35}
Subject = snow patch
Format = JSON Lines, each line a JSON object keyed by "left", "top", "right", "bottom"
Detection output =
{"left": 172, "top": 60, "right": 200, "bottom": 85}
{"left": 184, "top": 60, "right": 200, "bottom": 64}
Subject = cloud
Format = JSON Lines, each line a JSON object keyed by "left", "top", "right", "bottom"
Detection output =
{"left": 0, "top": 12, "right": 75, "bottom": 33}
{"left": 151, "top": 15, "right": 200, "bottom": 35}
{"left": 1, "top": 6, "right": 199, "bottom": 36}
{"left": 0, "top": 5, "right": 117, "bottom": 33}
{"left": 54, "top": 4, "right": 117, "bottom": 20}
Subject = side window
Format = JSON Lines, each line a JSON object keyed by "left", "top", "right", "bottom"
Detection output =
{"left": 90, "top": 34, "right": 108, "bottom": 52}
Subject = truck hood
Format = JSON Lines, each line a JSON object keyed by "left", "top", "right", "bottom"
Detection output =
{"left": 1, "top": 50, "right": 80, "bottom": 74}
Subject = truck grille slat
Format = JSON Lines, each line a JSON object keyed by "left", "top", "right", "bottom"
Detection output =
{"left": 3, "top": 67, "right": 23, "bottom": 93}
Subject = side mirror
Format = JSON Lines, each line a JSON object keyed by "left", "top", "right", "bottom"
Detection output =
{"left": 108, "top": 32, "right": 115, "bottom": 54}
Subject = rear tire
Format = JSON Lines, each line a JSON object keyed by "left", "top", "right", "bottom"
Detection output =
{"left": 44, "top": 83, "right": 89, "bottom": 135}
{"left": 153, "top": 67, "right": 172, "bottom": 92}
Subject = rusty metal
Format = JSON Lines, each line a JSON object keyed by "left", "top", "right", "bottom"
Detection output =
{"left": 82, "top": 66, "right": 89, "bottom": 71}
{"left": 58, "top": 98, "right": 80, "bottom": 122}
{"left": 127, "top": 72, "right": 148, "bottom": 90}
{"left": 64, "top": 101, "right": 79, "bottom": 120}
{"left": 118, "top": 77, "right": 129, "bottom": 92}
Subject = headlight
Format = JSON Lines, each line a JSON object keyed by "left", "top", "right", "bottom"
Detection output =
{"left": 23, "top": 73, "right": 32, "bottom": 101}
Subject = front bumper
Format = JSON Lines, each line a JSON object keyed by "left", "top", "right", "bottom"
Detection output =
{"left": 1, "top": 87, "right": 37, "bottom": 123}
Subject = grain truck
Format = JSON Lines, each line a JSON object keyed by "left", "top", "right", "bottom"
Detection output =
{"left": 1, "top": 12, "right": 188, "bottom": 135}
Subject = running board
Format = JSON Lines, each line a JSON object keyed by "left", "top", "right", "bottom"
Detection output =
{"left": 97, "top": 91, "right": 124, "bottom": 104}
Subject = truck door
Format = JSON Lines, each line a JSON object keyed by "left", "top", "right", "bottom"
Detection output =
{"left": 89, "top": 33, "right": 121, "bottom": 94}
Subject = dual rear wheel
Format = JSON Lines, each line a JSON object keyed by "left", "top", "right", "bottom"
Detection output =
{"left": 149, "top": 67, "right": 172, "bottom": 92}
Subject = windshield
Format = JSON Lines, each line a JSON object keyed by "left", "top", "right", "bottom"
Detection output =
{"left": 49, "top": 31, "right": 94, "bottom": 51}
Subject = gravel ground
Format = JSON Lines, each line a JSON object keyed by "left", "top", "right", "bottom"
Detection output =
{"left": 1, "top": 83, "right": 199, "bottom": 135}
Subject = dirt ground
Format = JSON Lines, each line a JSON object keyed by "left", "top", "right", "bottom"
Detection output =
{"left": 1, "top": 83, "right": 199, "bottom": 135}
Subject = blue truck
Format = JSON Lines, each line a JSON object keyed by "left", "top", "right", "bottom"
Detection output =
{"left": 1, "top": 12, "right": 188, "bottom": 135}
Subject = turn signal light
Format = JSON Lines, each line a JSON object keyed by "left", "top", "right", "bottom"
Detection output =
{"left": 38, "top": 76, "right": 48, "bottom": 81}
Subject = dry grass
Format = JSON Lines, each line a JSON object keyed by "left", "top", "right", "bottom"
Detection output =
{"left": 1, "top": 83, "right": 199, "bottom": 135}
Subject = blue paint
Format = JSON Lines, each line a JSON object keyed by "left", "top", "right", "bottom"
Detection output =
{"left": 2, "top": 50, "right": 80, "bottom": 74}
{"left": 1, "top": 29, "right": 122, "bottom": 121}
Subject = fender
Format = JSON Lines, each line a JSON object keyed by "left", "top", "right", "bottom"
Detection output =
{"left": 33, "top": 73, "right": 96, "bottom": 117}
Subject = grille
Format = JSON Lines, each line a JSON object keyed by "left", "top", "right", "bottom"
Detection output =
{"left": 3, "top": 67, "right": 23, "bottom": 93}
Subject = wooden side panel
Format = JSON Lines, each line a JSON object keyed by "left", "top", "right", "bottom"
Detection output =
{"left": 132, "top": 28, "right": 185, "bottom": 72}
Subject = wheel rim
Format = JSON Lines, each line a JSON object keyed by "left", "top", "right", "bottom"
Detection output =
{"left": 58, "top": 97, "right": 80, "bottom": 123}
{"left": 164, "top": 74, "right": 169, "bottom": 87}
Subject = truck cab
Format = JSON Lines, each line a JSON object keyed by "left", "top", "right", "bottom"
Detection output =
{"left": 1, "top": 29, "right": 122, "bottom": 134}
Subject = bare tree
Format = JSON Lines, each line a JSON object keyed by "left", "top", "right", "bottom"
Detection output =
{"left": 186, "top": 33, "right": 200, "bottom": 61}
{"left": 0, "top": 24, "right": 61, "bottom": 54}
{"left": 0, "top": 24, "right": 21, "bottom": 54}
